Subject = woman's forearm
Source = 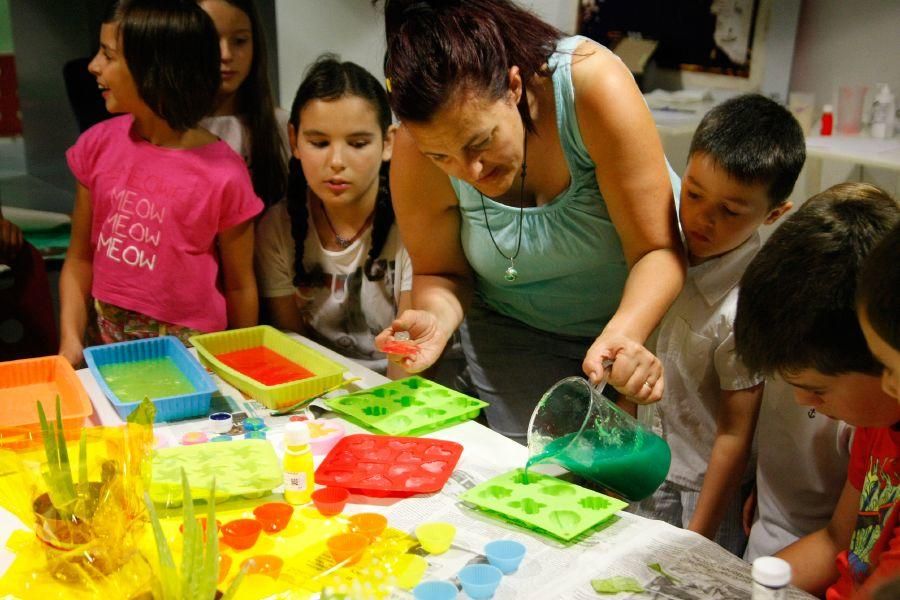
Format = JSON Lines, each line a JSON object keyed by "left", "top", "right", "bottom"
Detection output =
{"left": 603, "top": 247, "right": 685, "bottom": 342}
{"left": 411, "top": 273, "right": 472, "bottom": 343}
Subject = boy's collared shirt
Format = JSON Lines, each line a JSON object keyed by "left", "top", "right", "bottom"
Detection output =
{"left": 654, "top": 232, "right": 764, "bottom": 490}
{"left": 827, "top": 425, "right": 900, "bottom": 599}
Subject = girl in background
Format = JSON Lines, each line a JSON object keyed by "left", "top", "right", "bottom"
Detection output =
{"left": 199, "top": 0, "right": 288, "bottom": 208}
{"left": 59, "top": 0, "right": 261, "bottom": 366}
{"left": 255, "top": 55, "right": 412, "bottom": 376}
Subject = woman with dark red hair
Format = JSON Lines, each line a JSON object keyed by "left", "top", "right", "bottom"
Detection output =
{"left": 374, "top": 0, "right": 684, "bottom": 442}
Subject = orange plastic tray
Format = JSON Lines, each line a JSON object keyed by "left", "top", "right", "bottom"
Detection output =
{"left": 0, "top": 355, "right": 93, "bottom": 430}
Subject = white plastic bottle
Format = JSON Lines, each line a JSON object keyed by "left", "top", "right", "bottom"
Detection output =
{"left": 871, "top": 83, "right": 896, "bottom": 139}
{"left": 751, "top": 556, "right": 791, "bottom": 599}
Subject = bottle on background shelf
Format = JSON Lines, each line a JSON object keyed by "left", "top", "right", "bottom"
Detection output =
{"left": 871, "top": 83, "right": 896, "bottom": 139}
{"left": 820, "top": 104, "right": 834, "bottom": 136}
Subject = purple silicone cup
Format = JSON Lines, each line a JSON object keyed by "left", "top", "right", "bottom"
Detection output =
{"left": 457, "top": 564, "right": 502, "bottom": 600}
{"left": 484, "top": 540, "right": 526, "bottom": 574}
{"left": 413, "top": 580, "right": 459, "bottom": 600}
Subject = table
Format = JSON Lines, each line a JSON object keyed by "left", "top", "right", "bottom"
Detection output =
{"left": 1, "top": 335, "right": 814, "bottom": 599}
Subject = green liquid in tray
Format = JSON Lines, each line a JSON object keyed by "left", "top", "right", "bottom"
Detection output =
{"left": 526, "top": 429, "right": 671, "bottom": 501}
{"left": 100, "top": 357, "right": 195, "bottom": 403}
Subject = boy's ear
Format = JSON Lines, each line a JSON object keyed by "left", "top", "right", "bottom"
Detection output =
{"left": 381, "top": 123, "right": 398, "bottom": 162}
{"left": 288, "top": 123, "right": 302, "bottom": 160}
{"left": 764, "top": 201, "right": 793, "bottom": 225}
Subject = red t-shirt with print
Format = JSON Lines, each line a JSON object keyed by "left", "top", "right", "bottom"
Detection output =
{"left": 827, "top": 426, "right": 900, "bottom": 600}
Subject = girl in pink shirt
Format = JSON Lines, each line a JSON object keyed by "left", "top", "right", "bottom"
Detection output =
{"left": 59, "top": 0, "right": 263, "bottom": 366}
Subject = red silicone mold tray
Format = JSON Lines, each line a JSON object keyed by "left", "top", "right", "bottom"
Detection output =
{"left": 315, "top": 433, "right": 463, "bottom": 497}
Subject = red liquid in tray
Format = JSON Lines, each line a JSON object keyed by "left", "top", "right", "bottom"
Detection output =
{"left": 216, "top": 346, "right": 314, "bottom": 386}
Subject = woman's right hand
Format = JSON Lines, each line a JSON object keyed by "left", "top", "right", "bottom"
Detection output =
{"left": 375, "top": 309, "right": 450, "bottom": 374}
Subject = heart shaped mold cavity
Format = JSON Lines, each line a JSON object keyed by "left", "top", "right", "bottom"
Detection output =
{"left": 362, "top": 474, "right": 391, "bottom": 486}
{"left": 420, "top": 461, "right": 447, "bottom": 474}
{"left": 427, "top": 388, "right": 452, "bottom": 397}
{"left": 358, "top": 462, "right": 382, "bottom": 473}
{"left": 541, "top": 485, "right": 577, "bottom": 497}
{"left": 401, "top": 379, "right": 424, "bottom": 390}
{"left": 508, "top": 498, "right": 545, "bottom": 515}
{"left": 579, "top": 496, "right": 611, "bottom": 510}
{"left": 388, "top": 440, "right": 416, "bottom": 451}
{"left": 549, "top": 510, "right": 581, "bottom": 530}
{"left": 351, "top": 438, "right": 376, "bottom": 450}
{"left": 333, "top": 451, "right": 357, "bottom": 464}
{"left": 419, "top": 408, "right": 447, "bottom": 418}
{"left": 387, "top": 464, "right": 416, "bottom": 478}
{"left": 362, "top": 406, "right": 388, "bottom": 417}
{"left": 367, "top": 448, "right": 393, "bottom": 461}
{"left": 404, "top": 476, "right": 436, "bottom": 489}
{"left": 329, "top": 470, "right": 355, "bottom": 483}
{"left": 423, "top": 445, "right": 453, "bottom": 458}
{"left": 479, "top": 486, "right": 512, "bottom": 500}
{"left": 393, "top": 396, "right": 424, "bottom": 408}
{"left": 396, "top": 452, "right": 420, "bottom": 464}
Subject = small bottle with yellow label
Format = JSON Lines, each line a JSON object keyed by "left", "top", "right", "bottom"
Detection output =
{"left": 283, "top": 421, "right": 315, "bottom": 505}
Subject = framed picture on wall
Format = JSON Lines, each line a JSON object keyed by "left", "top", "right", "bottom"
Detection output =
{"left": 580, "top": 0, "right": 760, "bottom": 78}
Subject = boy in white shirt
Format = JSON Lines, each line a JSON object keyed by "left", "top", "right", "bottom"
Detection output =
{"left": 636, "top": 94, "right": 805, "bottom": 554}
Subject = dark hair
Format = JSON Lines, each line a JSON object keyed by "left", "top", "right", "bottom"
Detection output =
{"left": 378, "top": 0, "right": 561, "bottom": 132}
{"left": 689, "top": 94, "right": 806, "bottom": 207}
{"left": 204, "top": 0, "right": 288, "bottom": 207}
{"left": 857, "top": 221, "right": 900, "bottom": 351}
{"left": 103, "top": 0, "right": 220, "bottom": 131}
{"left": 735, "top": 183, "right": 900, "bottom": 376}
{"left": 286, "top": 54, "right": 394, "bottom": 286}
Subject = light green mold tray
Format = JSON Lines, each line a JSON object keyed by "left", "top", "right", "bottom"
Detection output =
{"left": 459, "top": 468, "right": 627, "bottom": 541}
{"left": 150, "top": 439, "right": 282, "bottom": 505}
{"left": 323, "top": 376, "right": 488, "bottom": 436}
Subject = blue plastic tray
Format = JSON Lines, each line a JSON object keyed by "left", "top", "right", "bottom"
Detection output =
{"left": 84, "top": 336, "right": 217, "bottom": 422}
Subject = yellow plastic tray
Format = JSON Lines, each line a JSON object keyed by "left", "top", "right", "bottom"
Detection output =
{"left": 189, "top": 326, "right": 346, "bottom": 410}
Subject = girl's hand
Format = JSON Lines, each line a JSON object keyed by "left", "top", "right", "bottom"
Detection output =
{"left": 60, "top": 338, "right": 85, "bottom": 368}
{"left": 375, "top": 309, "right": 450, "bottom": 374}
{"left": 583, "top": 331, "right": 663, "bottom": 404}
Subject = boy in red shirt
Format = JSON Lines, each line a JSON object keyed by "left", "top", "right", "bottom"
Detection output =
{"left": 734, "top": 183, "right": 900, "bottom": 598}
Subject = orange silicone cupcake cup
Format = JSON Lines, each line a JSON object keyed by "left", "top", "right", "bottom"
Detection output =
{"left": 327, "top": 532, "right": 369, "bottom": 566}
{"left": 253, "top": 502, "right": 294, "bottom": 533}
{"left": 311, "top": 487, "right": 350, "bottom": 516}
{"left": 349, "top": 512, "right": 388, "bottom": 541}
{"left": 221, "top": 518, "right": 262, "bottom": 550}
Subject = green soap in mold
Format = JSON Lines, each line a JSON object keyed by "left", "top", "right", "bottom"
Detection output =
{"left": 324, "top": 375, "right": 488, "bottom": 436}
{"left": 460, "top": 468, "right": 627, "bottom": 541}
{"left": 99, "top": 357, "right": 195, "bottom": 402}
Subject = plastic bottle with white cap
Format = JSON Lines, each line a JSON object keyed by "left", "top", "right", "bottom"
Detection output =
{"left": 752, "top": 556, "right": 792, "bottom": 599}
{"left": 871, "top": 83, "right": 895, "bottom": 139}
{"left": 283, "top": 421, "right": 315, "bottom": 505}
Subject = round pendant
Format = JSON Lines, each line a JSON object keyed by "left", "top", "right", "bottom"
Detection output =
{"left": 504, "top": 266, "right": 518, "bottom": 282}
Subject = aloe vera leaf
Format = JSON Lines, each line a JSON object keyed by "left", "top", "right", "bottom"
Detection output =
{"left": 53, "top": 397, "right": 76, "bottom": 499}
{"left": 220, "top": 560, "right": 248, "bottom": 600}
{"left": 179, "top": 468, "right": 202, "bottom": 600}
{"left": 127, "top": 397, "right": 156, "bottom": 425}
{"left": 37, "top": 401, "right": 59, "bottom": 470}
{"left": 78, "top": 429, "right": 88, "bottom": 488}
{"left": 200, "top": 478, "right": 219, "bottom": 599}
{"left": 145, "top": 491, "right": 180, "bottom": 600}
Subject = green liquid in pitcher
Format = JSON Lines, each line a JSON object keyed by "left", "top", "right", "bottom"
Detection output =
{"left": 526, "top": 428, "right": 671, "bottom": 501}
{"left": 100, "top": 358, "right": 195, "bottom": 403}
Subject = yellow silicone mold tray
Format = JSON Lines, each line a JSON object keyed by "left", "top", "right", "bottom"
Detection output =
{"left": 190, "top": 326, "right": 346, "bottom": 410}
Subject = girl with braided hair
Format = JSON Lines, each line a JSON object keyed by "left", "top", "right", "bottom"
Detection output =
{"left": 255, "top": 55, "right": 411, "bottom": 376}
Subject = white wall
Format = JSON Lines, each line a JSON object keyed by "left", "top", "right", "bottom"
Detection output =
{"left": 789, "top": 0, "right": 900, "bottom": 114}
{"left": 274, "top": 0, "right": 579, "bottom": 110}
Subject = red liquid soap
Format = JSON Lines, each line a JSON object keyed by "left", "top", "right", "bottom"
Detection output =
{"left": 820, "top": 104, "right": 833, "bottom": 136}
{"left": 216, "top": 346, "right": 314, "bottom": 386}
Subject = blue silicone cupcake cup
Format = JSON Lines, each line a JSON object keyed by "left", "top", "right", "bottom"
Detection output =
{"left": 458, "top": 564, "right": 502, "bottom": 599}
{"left": 484, "top": 540, "right": 526, "bottom": 574}
{"left": 413, "top": 580, "right": 459, "bottom": 600}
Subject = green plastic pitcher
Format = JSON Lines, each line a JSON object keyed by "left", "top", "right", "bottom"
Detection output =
{"left": 526, "top": 376, "right": 671, "bottom": 502}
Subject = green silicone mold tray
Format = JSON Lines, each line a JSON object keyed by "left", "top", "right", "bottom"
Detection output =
{"left": 150, "top": 439, "right": 282, "bottom": 505}
{"left": 323, "top": 376, "right": 488, "bottom": 436}
{"left": 459, "top": 468, "right": 627, "bottom": 541}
